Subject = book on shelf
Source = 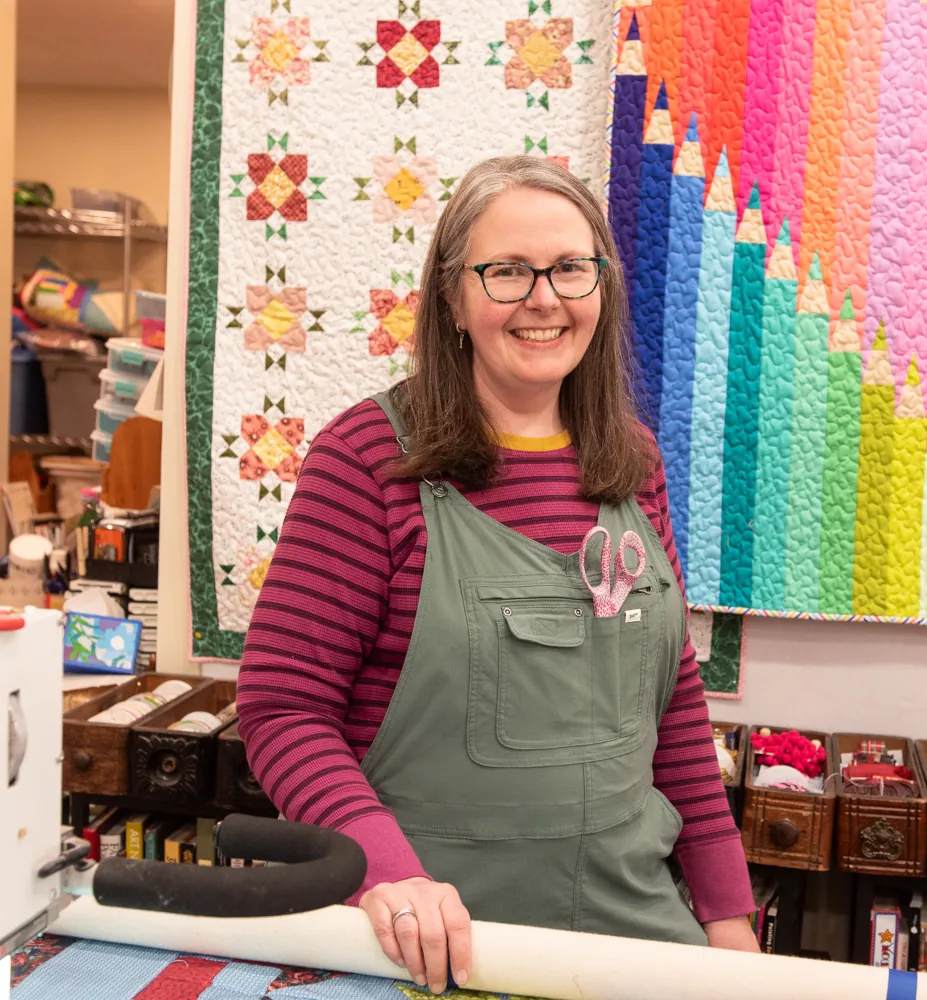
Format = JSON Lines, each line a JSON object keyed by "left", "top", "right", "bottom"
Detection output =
{"left": 124, "top": 813, "right": 151, "bottom": 860}
{"left": 179, "top": 834, "right": 197, "bottom": 865}
{"left": 762, "top": 899, "right": 779, "bottom": 955}
{"left": 143, "top": 816, "right": 182, "bottom": 861}
{"left": 749, "top": 871, "right": 780, "bottom": 947}
{"left": 164, "top": 823, "right": 196, "bottom": 864}
{"left": 99, "top": 819, "right": 126, "bottom": 860}
{"left": 81, "top": 806, "right": 119, "bottom": 863}
{"left": 196, "top": 817, "right": 217, "bottom": 866}
{"left": 871, "top": 896, "right": 902, "bottom": 968}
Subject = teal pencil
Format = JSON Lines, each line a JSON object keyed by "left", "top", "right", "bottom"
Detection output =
{"left": 784, "top": 253, "right": 829, "bottom": 610}
{"left": 720, "top": 183, "right": 767, "bottom": 608}
{"left": 818, "top": 291, "right": 861, "bottom": 613}
{"left": 751, "top": 219, "right": 798, "bottom": 611}
{"left": 687, "top": 148, "right": 736, "bottom": 606}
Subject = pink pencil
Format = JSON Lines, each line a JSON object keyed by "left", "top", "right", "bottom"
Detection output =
{"left": 863, "top": 0, "right": 921, "bottom": 384}
{"left": 769, "top": 0, "right": 817, "bottom": 258}
{"left": 890, "top": 4, "right": 927, "bottom": 392}
{"left": 830, "top": 0, "right": 887, "bottom": 340}
{"left": 737, "top": 0, "right": 786, "bottom": 220}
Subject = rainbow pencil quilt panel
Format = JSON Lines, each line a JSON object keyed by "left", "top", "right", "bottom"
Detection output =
{"left": 605, "top": 0, "right": 927, "bottom": 625}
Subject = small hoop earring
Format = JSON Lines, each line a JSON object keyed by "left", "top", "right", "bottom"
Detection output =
{"left": 455, "top": 322, "right": 466, "bottom": 349}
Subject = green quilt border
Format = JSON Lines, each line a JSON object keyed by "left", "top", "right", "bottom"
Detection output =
{"left": 698, "top": 612, "right": 743, "bottom": 696}
{"left": 185, "top": 0, "right": 245, "bottom": 661}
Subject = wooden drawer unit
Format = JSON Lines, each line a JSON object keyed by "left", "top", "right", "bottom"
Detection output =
{"left": 63, "top": 673, "right": 211, "bottom": 795}
{"left": 129, "top": 679, "right": 238, "bottom": 804}
{"left": 711, "top": 721, "right": 746, "bottom": 826}
{"left": 215, "top": 720, "right": 276, "bottom": 815}
{"left": 832, "top": 733, "right": 927, "bottom": 877}
{"left": 741, "top": 725, "right": 836, "bottom": 870}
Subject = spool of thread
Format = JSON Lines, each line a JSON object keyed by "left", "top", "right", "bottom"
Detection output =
{"left": 153, "top": 680, "right": 192, "bottom": 701}
{"left": 8, "top": 534, "right": 53, "bottom": 583}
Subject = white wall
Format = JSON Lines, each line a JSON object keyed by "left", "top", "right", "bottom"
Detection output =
{"left": 708, "top": 616, "right": 926, "bottom": 736}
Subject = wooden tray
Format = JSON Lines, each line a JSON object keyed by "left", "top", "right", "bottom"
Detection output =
{"left": 214, "top": 719, "right": 277, "bottom": 816}
{"left": 711, "top": 720, "right": 746, "bottom": 827}
{"left": 63, "top": 673, "right": 212, "bottom": 795}
{"left": 832, "top": 733, "right": 927, "bottom": 877}
{"left": 741, "top": 725, "right": 836, "bottom": 871}
{"left": 129, "top": 680, "right": 238, "bottom": 804}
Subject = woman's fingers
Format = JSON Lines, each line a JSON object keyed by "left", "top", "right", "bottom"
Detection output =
{"left": 440, "top": 893, "right": 472, "bottom": 987}
{"left": 393, "top": 908, "right": 428, "bottom": 987}
{"left": 362, "top": 896, "right": 406, "bottom": 969}
{"left": 415, "top": 903, "right": 449, "bottom": 994}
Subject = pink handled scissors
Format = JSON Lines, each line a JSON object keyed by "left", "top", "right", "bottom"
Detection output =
{"left": 579, "top": 526, "right": 647, "bottom": 617}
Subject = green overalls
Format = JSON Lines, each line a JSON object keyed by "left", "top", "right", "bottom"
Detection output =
{"left": 361, "top": 392, "right": 707, "bottom": 946}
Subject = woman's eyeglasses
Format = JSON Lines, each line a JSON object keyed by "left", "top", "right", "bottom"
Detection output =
{"left": 464, "top": 257, "right": 607, "bottom": 303}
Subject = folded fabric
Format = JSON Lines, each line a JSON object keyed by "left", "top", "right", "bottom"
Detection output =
{"left": 21, "top": 259, "right": 123, "bottom": 335}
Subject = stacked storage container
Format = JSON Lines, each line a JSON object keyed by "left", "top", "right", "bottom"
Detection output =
{"left": 92, "top": 291, "right": 166, "bottom": 463}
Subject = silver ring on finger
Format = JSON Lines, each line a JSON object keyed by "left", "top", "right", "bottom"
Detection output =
{"left": 392, "top": 907, "right": 417, "bottom": 926}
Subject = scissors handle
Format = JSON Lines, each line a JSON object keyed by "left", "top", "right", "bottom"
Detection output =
{"left": 580, "top": 527, "right": 647, "bottom": 617}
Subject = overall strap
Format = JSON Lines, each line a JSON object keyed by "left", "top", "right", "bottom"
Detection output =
{"left": 369, "top": 389, "right": 411, "bottom": 449}
{"left": 369, "top": 388, "right": 447, "bottom": 498}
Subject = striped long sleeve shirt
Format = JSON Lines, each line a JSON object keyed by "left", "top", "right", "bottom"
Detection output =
{"left": 237, "top": 398, "right": 754, "bottom": 923}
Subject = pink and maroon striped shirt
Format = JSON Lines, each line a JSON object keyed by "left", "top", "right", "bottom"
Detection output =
{"left": 237, "top": 398, "right": 754, "bottom": 923}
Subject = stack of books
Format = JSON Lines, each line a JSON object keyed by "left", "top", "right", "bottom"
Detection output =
{"left": 129, "top": 587, "right": 159, "bottom": 670}
{"left": 80, "top": 807, "right": 264, "bottom": 867}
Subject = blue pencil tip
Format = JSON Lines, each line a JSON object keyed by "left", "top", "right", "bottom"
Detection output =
{"left": 777, "top": 217, "right": 791, "bottom": 245}
{"left": 685, "top": 113, "right": 699, "bottom": 141}
{"left": 715, "top": 147, "right": 730, "bottom": 177}
{"left": 655, "top": 81, "right": 668, "bottom": 110}
{"left": 626, "top": 13, "right": 640, "bottom": 41}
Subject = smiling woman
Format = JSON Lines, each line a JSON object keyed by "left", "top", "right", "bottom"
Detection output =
{"left": 238, "top": 155, "right": 759, "bottom": 997}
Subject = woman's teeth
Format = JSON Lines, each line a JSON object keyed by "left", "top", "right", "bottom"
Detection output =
{"left": 511, "top": 328, "right": 564, "bottom": 342}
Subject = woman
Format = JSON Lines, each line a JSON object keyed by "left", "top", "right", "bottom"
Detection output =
{"left": 238, "top": 156, "right": 759, "bottom": 992}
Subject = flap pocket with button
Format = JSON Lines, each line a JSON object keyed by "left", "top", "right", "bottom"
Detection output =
{"left": 503, "top": 608, "right": 585, "bottom": 647}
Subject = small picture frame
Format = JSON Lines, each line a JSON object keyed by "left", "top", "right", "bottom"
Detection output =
{"left": 63, "top": 612, "right": 143, "bottom": 674}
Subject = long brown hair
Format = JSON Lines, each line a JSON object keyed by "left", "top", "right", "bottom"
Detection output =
{"left": 393, "top": 155, "right": 654, "bottom": 503}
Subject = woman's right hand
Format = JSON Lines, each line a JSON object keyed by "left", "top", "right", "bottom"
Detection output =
{"left": 359, "top": 877, "right": 472, "bottom": 994}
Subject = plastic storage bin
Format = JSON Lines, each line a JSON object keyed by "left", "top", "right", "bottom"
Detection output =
{"left": 94, "top": 396, "right": 137, "bottom": 437}
{"left": 39, "top": 354, "right": 106, "bottom": 438}
{"left": 99, "top": 367, "right": 149, "bottom": 403}
{"left": 106, "top": 338, "right": 162, "bottom": 380}
{"left": 71, "top": 188, "right": 141, "bottom": 217}
{"left": 91, "top": 430, "right": 113, "bottom": 464}
{"left": 10, "top": 345, "right": 49, "bottom": 434}
{"left": 135, "top": 291, "right": 167, "bottom": 349}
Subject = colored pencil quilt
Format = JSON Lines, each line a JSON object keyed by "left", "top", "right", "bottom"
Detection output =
{"left": 606, "top": 0, "right": 927, "bottom": 628}
{"left": 184, "top": 0, "right": 611, "bottom": 660}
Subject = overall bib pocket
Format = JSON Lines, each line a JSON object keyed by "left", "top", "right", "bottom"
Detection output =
{"left": 463, "top": 576, "right": 662, "bottom": 767}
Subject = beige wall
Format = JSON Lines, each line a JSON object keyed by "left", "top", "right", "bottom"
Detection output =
{"left": 1, "top": 0, "right": 16, "bottom": 534}
{"left": 13, "top": 85, "right": 170, "bottom": 295}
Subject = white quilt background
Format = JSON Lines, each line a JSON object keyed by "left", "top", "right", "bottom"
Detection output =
{"left": 209, "top": 0, "right": 613, "bottom": 633}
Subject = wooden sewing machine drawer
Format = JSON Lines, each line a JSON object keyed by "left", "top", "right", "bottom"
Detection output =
{"left": 741, "top": 725, "right": 835, "bottom": 871}
{"left": 214, "top": 720, "right": 277, "bottom": 816}
{"left": 832, "top": 733, "right": 927, "bottom": 877}
{"left": 63, "top": 673, "right": 211, "bottom": 795}
{"left": 711, "top": 720, "right": 746, "bottom": 827}
{"left": 129, "top": 680, "right": 238, "bottom": 804}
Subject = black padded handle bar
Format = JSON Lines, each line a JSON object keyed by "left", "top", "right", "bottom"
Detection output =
{"left": 92, "top": 815, "right": 367, "bottom": 918}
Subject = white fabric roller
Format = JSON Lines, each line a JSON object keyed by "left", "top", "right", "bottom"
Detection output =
{"left": 51, "top": 898, "right": 923, "bottom": 1000}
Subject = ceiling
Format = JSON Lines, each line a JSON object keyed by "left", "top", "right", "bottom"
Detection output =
{"left": 17, "top": 0, "right": 174, "bottom": 89}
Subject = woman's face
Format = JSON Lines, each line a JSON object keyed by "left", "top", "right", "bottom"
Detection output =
{"left": 454, "top": 186, "right": 601, "bottom": 405}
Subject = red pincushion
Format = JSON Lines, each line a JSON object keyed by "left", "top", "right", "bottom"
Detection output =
{"left": 751, "top": 730, "right": 827, "bottom": 777}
